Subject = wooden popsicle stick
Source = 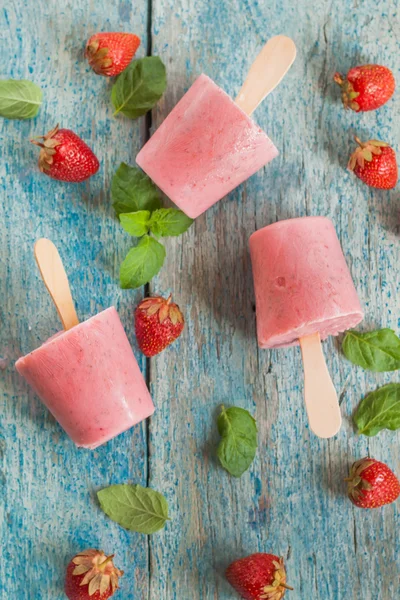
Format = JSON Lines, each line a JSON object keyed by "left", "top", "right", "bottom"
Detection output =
{"left": 299, "top": 333, "right": 342, "bottom": 439}
{"left": 235, "top": 35, "right": 297, "bottom": 116}
{"left": 34, "top": 238, "right": 79, "bottom": 331}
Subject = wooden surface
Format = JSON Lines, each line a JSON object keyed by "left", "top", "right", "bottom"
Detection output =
{"left": 0, "top": 0, "right": 399, "bottom": 599}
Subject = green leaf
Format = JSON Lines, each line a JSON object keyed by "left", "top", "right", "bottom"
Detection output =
{"left": 111, "top": 57, "right": 167, "bottom": 119}
{"left": 112, "top": 163, "right": 161, "bottom": 216}
{"left": 343, "top": 329, "right": 400, "bottom": 372}
{"left": 120, "top": 235, "right": 165, "bottom": 289}
{"left": 120, "top": 211, "right": 151, "bottom": 237}
{"left": 0, "top": 79, "right": 42, "bottom": 119}
{"left": 97, "top": 484, "right": 170, "bottom": 534}
{"left": 149, "top": 208, "right": 194, "bottom": 238}
{"left": 354, "top": 383, "right": 400, "bottom": 436}
{"left": 216, "top": 405, "right": 258, "bottom": 478}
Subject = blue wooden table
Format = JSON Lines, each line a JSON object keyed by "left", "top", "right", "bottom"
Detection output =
{"left": 1, "top": 0, "right": 399, "bottom": 598}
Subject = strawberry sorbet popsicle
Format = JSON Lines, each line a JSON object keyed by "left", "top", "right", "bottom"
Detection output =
{"left": 250, "top": 217, "right": 363, "bottom": 348}
{"left": 16, "top": 307, "right": 154, "bottom": 449}
{"left": 136, "top": 74, "right": 278, "bottom": 219}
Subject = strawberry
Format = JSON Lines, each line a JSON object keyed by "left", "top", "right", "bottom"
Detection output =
{"left": 334, "top": 65, "right": 395, "bottom": 112}
{"left": 135, "top": 294, "right": 184, "bottom": 357}
{"left": 65, "top": 549, "right": 123, "bottom": 600}
{"left": 346, "top": 458, "right": 400, "bottom": 509}
{"left": 31, "top": 124, "right": 99, "bottom": 182}
{"left": 348, "top": 136, "right": 397, "bottom": 189}
{"left": 86, "top": 33, "right": 140, "bottom": 77}
{"left": 226, "top": 553, "right": 293, "bottom": 600}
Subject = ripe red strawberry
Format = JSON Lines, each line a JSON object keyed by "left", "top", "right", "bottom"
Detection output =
{"left": 65, "top": 549, "right": 123, "bottom": 600}
{"left": 226, "top": 553, "right": 293, "bottom": 600}
{"left": 86, "top": 33, "right": 140, "bottom": 77}
{"left": 31, "top": 124, "right": 99, "bottom": 183}
{"left": 135, "top": 294, "right": 184, "bottom": 357}
{"left": 346, "top": 458, "right": 400, "bottom": 509}
{"left": 334, "top": 65, "right": 395, "bottom": 112}
{"left": 348, "top": 136, "right": 397, "bottom": 189}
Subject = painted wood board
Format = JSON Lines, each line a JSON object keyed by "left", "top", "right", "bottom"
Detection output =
{"left": 148, "top": 0, "right": 400, "bottom": 599}
{"left": 0, "top": 1, "right": 151, "bottom": 598}
{"left": 0, "top": 0, "right": 399, "bottom": 599}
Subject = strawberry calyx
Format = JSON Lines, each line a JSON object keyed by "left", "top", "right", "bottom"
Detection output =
{"left": 30, "top": 124, "right": 61, "bottom": 173}
{"left": 348, "top": 136, "right": 389, "bottom": 171}
{"left": 71, "top": 549, "right": 124, "bottom": 596}
{"left": 86, "top": 39, "right": 114, "bottom": 75}
{"left": 334, "top": 72, "right": 360, "bottom": 111}
{"left": 346, "top": 458, "right": 374, "bottom": 503}
{"left": 138, "top": 294, "right": 184, "bottom": 326}
{"left": 260, "top": 559, "right": 293, "bottom": 600}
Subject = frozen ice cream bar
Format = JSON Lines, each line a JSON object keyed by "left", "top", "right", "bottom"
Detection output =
{"left": 16, "top": 307, "right": 154, "bottom": 449}
{"left": 136, "top": 74, "right": 278, "bottom": 219}
{"left": 250, "top": 216, "right": 364, "bottom": 349}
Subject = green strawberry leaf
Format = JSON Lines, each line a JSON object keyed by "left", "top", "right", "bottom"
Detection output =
{"left": 216, "top": 405, "right": 258, "bottom": 478}
{"left": 354, "top": 383, "right": 400, "bottom": 436}
{"left": 0, "top": 79, "right": 42, "bottom": 119}
{"left": 111, "top": 57, "right": 167, "bottom": 119}
{"left": 112, "top": 163, "right": 161, "bottom": 216}
{"left": 120, "top": 211, "right": 151, "bottom": 237}
{"left": 120, "top": 235, "right": 165, "bottom": 289}
{"left": 342, "top": 329, "right": 400, "bottom": 372}
{"left": 97, "top": 484, "right": 170, "bottom": 534}
{"left": 149, "top": 208, "right": 193, "bottom": 238}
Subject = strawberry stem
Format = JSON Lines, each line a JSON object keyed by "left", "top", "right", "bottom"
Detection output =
{"left": 99, "top": 555, "right": 114, "bottom": 570}
{"left": 30, "top": 139, "right": 45, "bottom": 148}
{"left": 166, "top": 294, "right": 172, "bottom": 305}
{"left": 333, "top": 72, "right": 344, "bottom": 86}
{"left": 354, "top": 135, "right": 364, "bottom": 148}
{"left": 281, "top": 583, "right": 294, "bottom": 590}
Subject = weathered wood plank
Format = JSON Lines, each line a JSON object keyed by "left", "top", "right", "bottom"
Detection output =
{"left": 148, "top": 0, "right": 400, "bottom": 598}
{"left": 0, "top": 1, "right": 151, "bottom": 598}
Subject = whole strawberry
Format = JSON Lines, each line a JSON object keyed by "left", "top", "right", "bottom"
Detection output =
{"left": 86, "top": 33, "right": 140, "bottom": 76}
{"left": 65, "top": 549, "right": 123, "bottom": 600}
{"left": 346, "top": 458, "right": 400, "bottom": 509}
{"left": 226, "top": 553, "right": 293, "bottom": 600}
{"left": 135, "top": 294, "right": 184, "bottom": 357}
{"left": 334, "top": 65, "right": 395, "bottom": 112}
{"left": 31, "top": 124, "right": 99, "bottom": 182}
{"left": 348, "top": 136, "right": 397, "bottom": 189}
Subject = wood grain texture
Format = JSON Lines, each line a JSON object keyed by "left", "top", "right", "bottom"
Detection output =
{"left": 148, "top": 0, "right": 400, "bottom": 599}
{"left": 0, "top": 0, "right": 399, "bottom": 599}
{"left": 0, "top": 1, "right": 151, "bottom": 598}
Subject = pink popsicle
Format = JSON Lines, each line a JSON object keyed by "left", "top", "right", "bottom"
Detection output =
{"left": 16, "top": 307, "right": 154, "bottom": 449}
{"left": 136, "top": 74, "right": 278, "bottom": 219}
{"left": 250, "top": 217, "right": 364, "bottom": 349}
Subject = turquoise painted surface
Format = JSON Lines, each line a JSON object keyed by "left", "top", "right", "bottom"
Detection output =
{"left": 0, "top": 0, "right": 399, "bottom": 599}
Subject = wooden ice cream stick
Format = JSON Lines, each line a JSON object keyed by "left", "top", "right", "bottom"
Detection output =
{"left": 235, "top": 35, "right": 297, "bottom": 116}
{"left": 34, "top": 238, "right": 79, "bottom": 331}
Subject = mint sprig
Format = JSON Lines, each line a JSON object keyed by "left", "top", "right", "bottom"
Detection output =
{"left": 111, "top": 57, "right": 167, "bottom": 119}
{"left": 0, "top": 79, "right": 42, "bottom": 119}
{"left": 354, "top": 383, "right": 400, "bottom": 436}
{"left": 216, "top": 405, "right": 258, "bottom": 478}
{"left": 343, "top": 328, "right": 400, "bottom": 372}
{"left": 98, "top": 484, "right": 170, "bottom": 534}
{"left": 112, "top": 163, "right": 193, "bottom": 289}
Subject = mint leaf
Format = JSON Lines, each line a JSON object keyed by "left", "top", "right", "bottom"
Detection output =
{"left": 120, "top": 211, "right": 151, "bottom": 237}
{"left": 111, "top": 57, "right": 167, "bottom": 119}
{"left": 354, "top": 383, "right": 400, "bottom": 436}
{"left": 97, "top": 484, "right": 170, "bottom": 534}
{"left": 343, "top": 329, "right": 400, "bottom": 372}
{"left": 120, "top": 235, "right": 165, "bottom": 289}
{"left": 0, "top": 80, "right": 42, "bottom": 119}
{"left": 112, "top": 163, "right": 161, "bottom": 216}
{"left": 216, "top": 406, "right": 257, "bottom": 477}
{"left": 149, "top": 208, "right": 193, "bottom": 238}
